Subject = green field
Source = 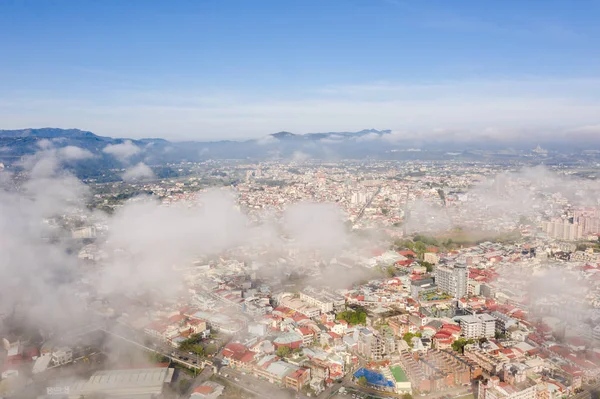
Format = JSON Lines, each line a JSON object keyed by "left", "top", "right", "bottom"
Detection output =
{"left": 390, "top": 366, "right": 409, "bottom": 383}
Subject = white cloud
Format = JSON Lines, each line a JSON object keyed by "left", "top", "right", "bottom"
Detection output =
{"left": 20, "top": 145, "right": 94, "bottom": 176}
{"left": 291, "top": 151, "right": 309, "bottom": 162}
{"left": 36, "top": 139, "right": 52, "bottom": 149}
{"left": 102, "top": 140, "right": 141, "bottom": 161}
{"left": 355, "top": 132, "right": 382, "bottom": 142}
{"left": 58, "top": 145, "right": 94, "bottom": 160}
{"left": 568, "top": 124, "right": 600, "bottom": 137}
{"left": 122, "top": 162, "right": 155, "bottom": 182}
{"left": 256, "top": 135, "right": 278, "bottom": 145}
{"left": 282, "top": 202, "right": 349, "bottom": 254}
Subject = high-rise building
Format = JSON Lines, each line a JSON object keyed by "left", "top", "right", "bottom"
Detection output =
{"left": 574, "top": 212, "right": 600, "bottom": 234}
{"left": 435, "top": 264, "right": 467, "bottom": 299}
{"left": 542, "top": 220, "right": 583, "bottom": 241}
{"left": 351, "top": 192, "right": 368, "bottom": 205}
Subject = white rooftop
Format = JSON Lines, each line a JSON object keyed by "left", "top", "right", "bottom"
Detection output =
{"left": 68, "top": 367, "right": 174, "bottom": 399}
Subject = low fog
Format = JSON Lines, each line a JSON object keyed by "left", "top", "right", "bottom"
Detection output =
{"left": 0, "top": 146, "right": 378, "bottom": 337}
{"left": 404, "top": 165, "right": 600, "bottom": 234}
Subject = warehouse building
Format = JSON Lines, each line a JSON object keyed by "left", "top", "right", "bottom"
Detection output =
{"left": 68, "top": 367, "right": 174, "bottom": 398}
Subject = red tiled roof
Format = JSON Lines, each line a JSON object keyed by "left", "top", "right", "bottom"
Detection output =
{"left": 169, "top": 314, "right": 186, "bottom": 323}
{"left": 299, "top": 327, "right": 313, "bottom": 336}
{"left": 194, "top": 385, "right": 214, "bottom": 394}
{"left": 223, "top": 343, "right": 250, "bottom": 361}
{"left": 442, "top": 324, "right": 461, "bottom": 332}
{"left": 396, "top": 259, "right": 414, "bottom": 267}
{"left": 240, "top": 351, "right": 256, "bottom": 363}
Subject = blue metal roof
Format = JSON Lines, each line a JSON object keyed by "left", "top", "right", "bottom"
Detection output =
{"left": 353, "top": 368, "right": 394, "bottom": 388}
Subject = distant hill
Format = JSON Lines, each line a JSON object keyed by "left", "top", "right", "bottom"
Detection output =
{"left": 1, "top": 127, "right": 594, "bottom": 181}
{"left": 0, "top": 128, "right": 400, "bottom": 169}
{"left": 0, "top": 128, "right": 105, "bottom": 139}
{"left": 268, "top": 129, "right": 391, "bottom": 141}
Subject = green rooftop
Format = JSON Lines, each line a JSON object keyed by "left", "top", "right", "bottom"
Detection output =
{"left": 390, "top": 366, "right": 409, "bottom": 383}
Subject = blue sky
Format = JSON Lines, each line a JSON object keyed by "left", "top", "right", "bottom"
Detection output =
{"left": 1, "top": 0, "right": 600, "bottom": 140}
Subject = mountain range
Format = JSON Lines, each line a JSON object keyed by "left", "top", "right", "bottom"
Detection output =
{"left": 0, "top": 128, "right": 398, "bottom": 166}
{"left": 0, "top": 127, "right": 596, "bottom": 181}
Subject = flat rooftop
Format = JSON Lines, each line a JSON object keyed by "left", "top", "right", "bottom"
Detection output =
{"left": 69, "top": 367, "right": 174, "bottom": 398}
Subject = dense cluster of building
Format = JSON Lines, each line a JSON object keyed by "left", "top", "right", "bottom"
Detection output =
{"left": 3, "top": 160, "right": 600, "bottom": 398}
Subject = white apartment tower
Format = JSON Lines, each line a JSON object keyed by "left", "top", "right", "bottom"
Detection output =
{"left": 436, "top": 264, "right": 468, "bottom": 299}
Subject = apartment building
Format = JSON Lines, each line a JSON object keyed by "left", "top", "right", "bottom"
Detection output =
{"left": 571, "top": 248, "right": 600, "bottom": 263}
{"left": 299, "top": 288, "right": 345, "bottom": 314}
{"left": 398, "top": 349, "right": 479, "bottom": 393}
{"left": 457, "top": 314, "right": 496, "bottom": 339}
{"left": 357, "top": 328, "right": 395, "bottom": 360}
{"left": 464, "top": 350, "right": 507, "bottom": 375}
{"left": 478, "top": 376, "right": 537, "bottom": 399}
{"left": 424, "top": 252, "right": 440, "bottom": 265}
{"left": 280, "top": 297, "right": 321, "bottom": 318}
{"left": 436, "top": 264, "right": 468, "bottom": 299}
{"left": 542, "top": 220, "right": 583, "bottom": 241}
{"left": 51, "top": 347, "right": 73, "bottom": 366}
{"left": 491, "top": 311, "right": 517, "bottom": 334}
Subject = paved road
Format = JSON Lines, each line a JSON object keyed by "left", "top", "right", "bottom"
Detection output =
{"left": 100, "top": 328, "right": 205, "bottom": 371}
{"left": 354, "top": 186, "right": 382, "bottom": 223}
{"left": 318, "top": 367, "right": 357, "bottom": 399}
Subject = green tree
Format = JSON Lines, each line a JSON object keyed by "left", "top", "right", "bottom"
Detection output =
{"left": 451, "top": 338, "right": 468, "bottom": 354}
{"left": 414, "top": 241, "right": 427, "bottom": 259}
{"left": 205, "top": 344, "right": 218, "bottom": 356}
{"left": 358, "top": 376, "right": 368, "bottom": 386}
{"left": 336, "top": 309, "right": 367, "bottom": 325}
{"left": 403, "top": 332, "right": 415, "bottom": 347}
{"left": 276, "top": 346, "right": 291, "bottom": 358}
{"left": 386, "top": 265, "right": 396, "bottom": 277}
{"left": 420, "top": 261, "right": 434, "bottom": 273}
{"left": 394, "top": 239, "right": 415, "bottom": 250}
{"left": 402, "top": 393, "right": 414, "bottom": 399}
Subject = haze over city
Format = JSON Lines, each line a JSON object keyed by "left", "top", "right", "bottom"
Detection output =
{"left": 2, "top": 2, "right": 600, "bottom": 399}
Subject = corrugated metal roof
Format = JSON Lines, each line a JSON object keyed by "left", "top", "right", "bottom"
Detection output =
{"left": 68, "top": 367, "right": 174, "bottom": 398}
